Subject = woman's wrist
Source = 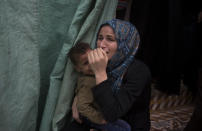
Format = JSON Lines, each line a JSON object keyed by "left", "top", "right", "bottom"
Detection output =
{"left": 95, "top": 72, "right": 107, "bottom": 85}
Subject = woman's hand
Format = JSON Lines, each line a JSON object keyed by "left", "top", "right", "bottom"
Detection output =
{"left": 72, "top": 96, "right": 82, "bottom": 123}
{"left": 88, "top": 48, "right": 108, "bottom": 84}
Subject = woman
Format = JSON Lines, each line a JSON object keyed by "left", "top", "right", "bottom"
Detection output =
{"left": 70, "top": 19, "right": 151, "bottom": 131}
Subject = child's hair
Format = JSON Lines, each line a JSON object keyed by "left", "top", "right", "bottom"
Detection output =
{"left": 68, "top": 42, "right": 91, "bottom": 66}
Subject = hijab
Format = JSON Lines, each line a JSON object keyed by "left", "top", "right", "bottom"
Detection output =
{"left": 97, "top": 19, "right": 140, "bottom": 93}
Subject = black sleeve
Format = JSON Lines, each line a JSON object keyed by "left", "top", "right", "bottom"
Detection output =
{"left": 92, "top": 60, "right": 151, "bottom": 122}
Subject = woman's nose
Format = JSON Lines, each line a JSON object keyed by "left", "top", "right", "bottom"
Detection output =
{"left": 100, "top": 39, "right": 106, "bottom": 48}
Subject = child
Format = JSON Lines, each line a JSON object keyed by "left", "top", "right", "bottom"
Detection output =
{"left": 68, "top": 42, "right": 131, "bottom": 131}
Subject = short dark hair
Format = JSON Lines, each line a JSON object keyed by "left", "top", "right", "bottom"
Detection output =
{"left": 68, "top": 42, "right": 91, "bottom": 66}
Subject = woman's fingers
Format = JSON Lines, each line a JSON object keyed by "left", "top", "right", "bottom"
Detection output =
{"left": 93, "top": 49, "right": 102, "bottom": 62}
{"left": 100, "top": 48, "right": 108, "bottom": 62}
{"left": 88, "top": 49, "right": 102, "bottom": 64}
{"left": 88, "top": 48, "right": 108, "bottom": 65}
{"left": 88, "top": 49, "right": 108, "bottom": 77}
{"left": 88, "top": 50, "right": 94, "bottom": 64}
{"left": 96, "top": 48, "right": 104, "bottom": 58}
{"left": 94, "top": 48, "right": 107, "bottom": 62}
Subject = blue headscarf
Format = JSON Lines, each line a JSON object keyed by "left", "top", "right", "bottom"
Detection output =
{"left": 97, "top": 19, "right": 140, "bottom": 93}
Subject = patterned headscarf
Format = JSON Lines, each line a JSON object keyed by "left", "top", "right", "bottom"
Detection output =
{"left": 97, "top": 19, "right": 140, "bottom": 93}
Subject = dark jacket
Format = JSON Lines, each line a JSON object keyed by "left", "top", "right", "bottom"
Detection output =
{"left": 92, "top": 59, "right": 151, "bottom": 131}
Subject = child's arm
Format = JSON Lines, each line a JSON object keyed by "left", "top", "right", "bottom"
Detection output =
{"left": 77, "top": 85, "right": 106, "bottom": 124}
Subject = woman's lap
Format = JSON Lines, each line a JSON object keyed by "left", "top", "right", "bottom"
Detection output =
{"left": 62, "top": 120, "right": 90, "bottom": 131}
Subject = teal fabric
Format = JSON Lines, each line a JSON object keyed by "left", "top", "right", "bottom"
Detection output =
{"left": 0, "top": 0, "right": 40, "bottom": 131}
{"left": 37, "top": 0, "right": 83, "bottom": 130}
{"left": 39, "top": 0, "right": 118, "bottom": 131}
{"left": 0, "top": 0, "right": 117, "bottom": 131}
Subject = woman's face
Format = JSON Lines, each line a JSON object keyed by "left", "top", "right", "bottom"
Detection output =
{"left": 97, "top": 25, "right": 117, "bottom": 60}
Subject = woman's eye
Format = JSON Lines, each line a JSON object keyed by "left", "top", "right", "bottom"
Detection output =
{"left": 107, "top": 37, "right": 115, "bottom": 41}
{"left": 98, "top": 36, "right": 103, "bottom": 40}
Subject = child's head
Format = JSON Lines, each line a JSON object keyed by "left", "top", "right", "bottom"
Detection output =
{"left": 68, "top": 42, "right": 93, "bottom": 75}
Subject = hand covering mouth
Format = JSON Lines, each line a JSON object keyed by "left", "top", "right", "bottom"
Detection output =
{"left": 102, "top": 49, "right": 109, "bottom": 54}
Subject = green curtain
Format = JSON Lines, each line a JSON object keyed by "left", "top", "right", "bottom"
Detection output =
{"left": 0, "top": 0, "right": 117, "bottom": 131}
{"left": 0, "top": 0, "right": 40, "bottom": 131}
{"left": 39, "top": 0, "right": 118, "bottom": 131}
